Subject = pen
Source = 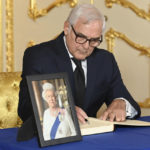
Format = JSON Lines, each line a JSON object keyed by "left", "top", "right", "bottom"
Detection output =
{"left": 85, "top": 118, "right": 90, "bottom": 124}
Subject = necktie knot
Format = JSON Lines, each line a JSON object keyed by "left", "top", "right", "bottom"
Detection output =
{"left": 72, "top": 58, "right": 82, "bottom": 68}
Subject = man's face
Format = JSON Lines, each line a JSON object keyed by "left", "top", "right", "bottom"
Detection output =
{"left": 64, "top": 19, "right": 103, "bottom": 60}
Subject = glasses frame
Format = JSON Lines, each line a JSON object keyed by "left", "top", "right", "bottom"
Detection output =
{"left": 71, "top": 25, "right": 103, "bottom": 47}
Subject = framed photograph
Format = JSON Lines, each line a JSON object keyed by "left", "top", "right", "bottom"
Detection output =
{"left": 26, "top": 72, "right": 82, "bottom": 147}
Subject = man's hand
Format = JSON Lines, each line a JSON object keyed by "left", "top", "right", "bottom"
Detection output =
{"left": 99, "top": 99, "right": 126, "bottom": 122}
{"left": 75, "top": 106, "right": 88, "bottom": 124}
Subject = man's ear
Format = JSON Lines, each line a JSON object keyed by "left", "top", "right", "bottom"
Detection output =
{"left": 64, "top": 21, "right": 70, "bottom": 35}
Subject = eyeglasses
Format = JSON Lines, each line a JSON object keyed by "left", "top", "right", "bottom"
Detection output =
{"left": 71, "top": 25, "right": 103, "bottom": 47}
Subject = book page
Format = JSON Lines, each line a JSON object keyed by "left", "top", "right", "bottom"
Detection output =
{"left": 113, "top": 119, "right": 150, "bottom": 126}
{"left": 80, "top": 117, "right": 114, "bottom": 136}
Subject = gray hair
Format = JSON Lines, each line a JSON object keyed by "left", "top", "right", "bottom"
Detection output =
{"left": 42, "top": 82, "right": 57, "bottom": 101}
{"left": 66, "top": 4, "right": 106, "bottom": 33}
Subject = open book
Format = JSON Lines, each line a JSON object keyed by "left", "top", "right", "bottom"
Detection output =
{"left": 80, "top": 117, "right": 150, "bottom": 136}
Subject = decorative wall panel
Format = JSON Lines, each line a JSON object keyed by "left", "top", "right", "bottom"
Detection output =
{"left": 1, "top": 0, "right": 150, "bottom": 105}
{"left": 0, "top": 0, "right": 2, "bottom": 71}
{"left": 6, "top": 0, "right": 14, "bottom": 72}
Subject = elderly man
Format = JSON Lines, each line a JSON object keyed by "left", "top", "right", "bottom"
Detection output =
{"left": 18, "top": 4, "right": 141, "bottom": 125}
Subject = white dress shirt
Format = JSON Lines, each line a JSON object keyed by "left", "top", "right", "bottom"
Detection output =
{"left": 63, "top": 36, "right": 137, "bottom": 118}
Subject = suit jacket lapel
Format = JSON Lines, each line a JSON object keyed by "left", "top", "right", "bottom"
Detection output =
{"left": 53, "top": 32, "right": 75, "bottom": 97}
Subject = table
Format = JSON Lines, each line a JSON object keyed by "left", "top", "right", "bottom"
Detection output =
{"left": 0, "top": 116, "right": 150, "bottom": 150}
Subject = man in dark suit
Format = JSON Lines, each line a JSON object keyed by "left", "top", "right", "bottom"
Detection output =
{"left": 18, "top": 4, "right": 141, "bottom": 124}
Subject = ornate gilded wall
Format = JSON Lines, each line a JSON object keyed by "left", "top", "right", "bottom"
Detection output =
{"left": 1, "top": 0, "right": 150, "bottom": 104}
{"left": 0, "top": 0, "right": 2, "bottom": 71}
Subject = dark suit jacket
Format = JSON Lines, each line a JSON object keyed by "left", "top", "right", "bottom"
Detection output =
{"left": 18, "top": 32, "right": 141, "bottom": 122}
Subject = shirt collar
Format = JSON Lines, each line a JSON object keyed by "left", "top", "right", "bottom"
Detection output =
{"left": 63, "top": 36, "right": 74, "bottom": 59}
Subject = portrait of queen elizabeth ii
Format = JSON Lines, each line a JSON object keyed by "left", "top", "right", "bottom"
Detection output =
{"left": 42, "top": 82, "right": 76, "bottom": 141}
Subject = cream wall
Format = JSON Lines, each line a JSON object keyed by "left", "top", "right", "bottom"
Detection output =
{"left": 2, "top": 0, "right": 150, "bottom": 103}
{"left": 101, "top": 0, "right": 150, "bottom": 103}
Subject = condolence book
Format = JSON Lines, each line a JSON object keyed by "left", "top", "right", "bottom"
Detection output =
{"left": 80, "top": 117, "right": 150, "bottom": 136}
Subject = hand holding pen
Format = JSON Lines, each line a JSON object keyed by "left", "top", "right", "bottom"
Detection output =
{"left": 75, "top": 106, "right": 90, "bottom": 124}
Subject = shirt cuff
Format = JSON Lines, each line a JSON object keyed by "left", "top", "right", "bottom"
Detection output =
{"left": 114, "top": 97, "right": 138, "bottom": 118}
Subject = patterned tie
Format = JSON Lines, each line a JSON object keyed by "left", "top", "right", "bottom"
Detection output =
{"left": 72, "top": 58, "right": 85, "bottom": 108}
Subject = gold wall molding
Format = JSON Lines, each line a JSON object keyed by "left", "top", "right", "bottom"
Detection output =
{"left": 27, "top": 33, "right": 60, "bottom": 48}
{"left": 27, "top": 40, "right": 36, "bottom": 48}
{"left": 28, "top": 0, "right": 78, "bottom": 20}
{"left": 90, "top": 0, "right": 94, "bottom": 4}
{"left": 28, "top": 0, "right": 95, "bottom": 20}
{"left": 105, "top": 28, "right": 150, "bottom": 57}
{"left": 105, "top": 28, "right": 150, "bottom": 108}
{"left": 105, "top": 0, "right": 150, "bottom": 21}
{"left": 0, "top": 0, "right": 2, "bottom": 71}
{"left": 139, "top": 98, "right": 150, "bottom": 108}
{"left": 6, "top": 0, "right": 14, "bottom": 72}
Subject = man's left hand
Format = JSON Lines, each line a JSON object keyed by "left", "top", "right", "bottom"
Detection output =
{"left": 99, "top": 99, "right": 126, "bottom": 122}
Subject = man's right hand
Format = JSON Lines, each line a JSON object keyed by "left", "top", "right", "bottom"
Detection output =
{"left": 75, "top": 106, "right": 88, "bottom": 124}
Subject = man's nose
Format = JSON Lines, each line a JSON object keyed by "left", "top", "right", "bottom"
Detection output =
{"left": 82, "top": 41, "right": 90, "bottom": 49}
{"left": 52, "top": 97, "right": 55, "bottom": 102}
